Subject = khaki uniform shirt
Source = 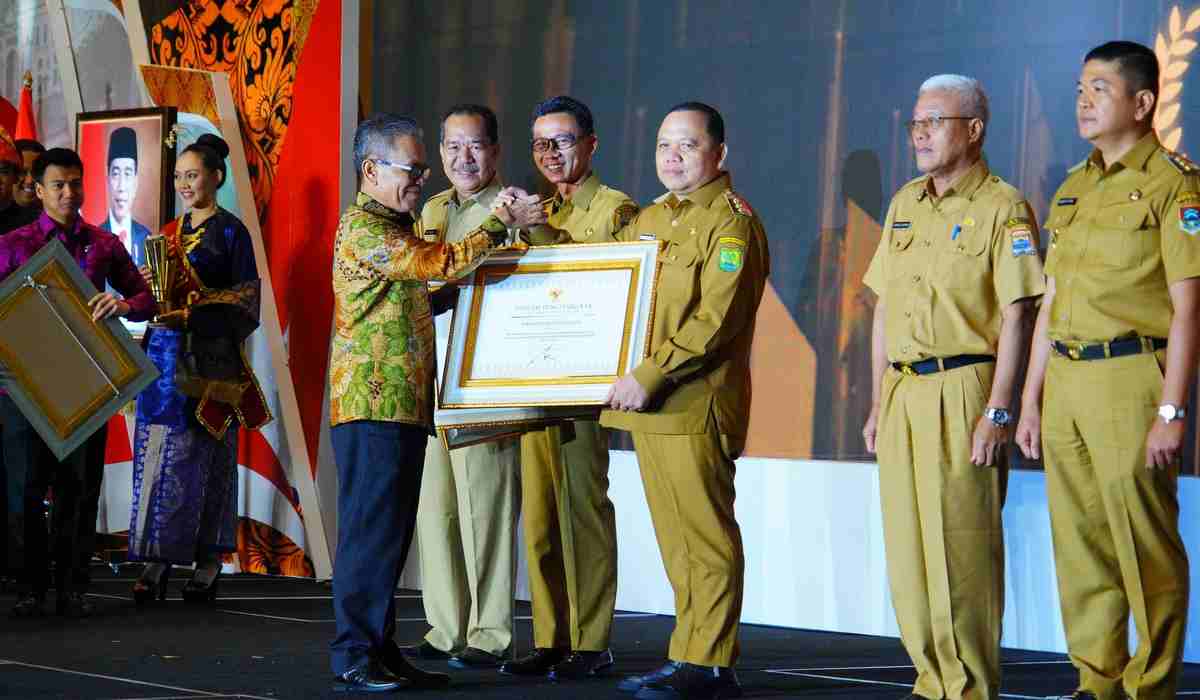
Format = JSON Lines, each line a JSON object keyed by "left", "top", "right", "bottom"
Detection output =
{"left": 600, "top": 172, "right": 770, "bottom": 439}
{"left": 1044, "top": 132, "right": 1200, "bottom": 342}
{"left": 420, "top": 180, "right": 505, "bottom": 244}
{"left": 525, "top": 172, "right": 638, "bottom": 245}
{"left": 863, "top": 159, "right": 1045, "bottom": 362}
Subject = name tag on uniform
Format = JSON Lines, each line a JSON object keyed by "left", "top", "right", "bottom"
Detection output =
{"left": 892, "top": 221, "right": 911, "bottom": 229}
{"left": 1056, "top": 197, "right": 1077, "bottom": 206}
{"left": 423, "top": 229, "right": 439, "bottom": 241}
{"left": 639, "top": 233, "right": 657, "bottom": 241}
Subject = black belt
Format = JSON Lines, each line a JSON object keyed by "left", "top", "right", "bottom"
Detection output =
{"left": 1052, "top": 336, "right": 1166, "bottom": 361}
{"left": 891, "top": 354, "right": 994, "bottom": 376}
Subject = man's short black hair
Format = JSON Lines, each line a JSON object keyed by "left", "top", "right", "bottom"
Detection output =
{"left": 666, "top": 101, "right": 725, "bottom": 144}
{"left": 1085, "top": 41, "right": 1160, "bottom": 98}
{"left": 33, "top": 148, "right": 83, "bottom": 182}
{"left": 531, "top": 96, "right": 594, "bottom": 136}
{"left": 440, "top": 104, "right": 499, "bottom": 145}
{"left": 15, "top": 139, "right": 45, "bottom": 157}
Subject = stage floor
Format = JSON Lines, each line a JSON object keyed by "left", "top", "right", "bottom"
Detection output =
{"left": 2, "top": 567, "right": 1199, "bottom": 699}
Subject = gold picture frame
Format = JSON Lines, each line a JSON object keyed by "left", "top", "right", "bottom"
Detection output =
{"left": 0, "top": 240, "right": 159, "bottom": 460}
{"left": 439, "top": 241, "right": 661, "bottom": 410}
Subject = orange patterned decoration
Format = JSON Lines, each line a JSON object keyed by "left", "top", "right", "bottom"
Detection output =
{"left": 140, "top": 65, "right": 220, "bottom": 127}
{"left": 149, "top": 0, "right": 320, "bottom": 217}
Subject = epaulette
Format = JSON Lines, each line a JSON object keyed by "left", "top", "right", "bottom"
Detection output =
{"left": 1163, "top": 150, "right": 1200, "bottom": 174}
{"left": 1067, "top": 159, "right": 1087, "bottom": 174}
{"left": 723, "top": 190, "right": 755, "bottom": 218}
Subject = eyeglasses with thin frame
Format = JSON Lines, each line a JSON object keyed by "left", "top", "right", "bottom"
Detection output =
{"left": 531, "top": 134, "right": 580, "bottom": 153}
{"left": 373, "top": 159, "right": 430, "bottom": 179}
{"left": 906, "top": 116, "right": 977, "bottom": 134}
{"left": 441, "top": 141, "right": 492, "bottom": 157}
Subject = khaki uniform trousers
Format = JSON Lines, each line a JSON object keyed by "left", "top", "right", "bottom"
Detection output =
{"left": 416, "top": 436, "right": 520, "bottom": 656}
{"left": 630, "top": 423, "right": 744, "bottom": 667}
{"left": 520, "top": 420, "right": 618, "bottom": 651}
{"left": 1043, "top": 350, "right": 1188, "bottom": 700}
{"left": 877, "top": 363, "right": 1005, "bottom": 700}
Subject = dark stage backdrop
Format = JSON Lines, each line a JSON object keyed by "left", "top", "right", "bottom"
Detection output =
{"left": 369, "top": 0, "right": 1200, "bottom": 471}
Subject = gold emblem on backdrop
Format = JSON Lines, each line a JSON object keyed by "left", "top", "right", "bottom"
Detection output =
{"left": 1155, "top": 6, "right": 1200, "bottom": 152}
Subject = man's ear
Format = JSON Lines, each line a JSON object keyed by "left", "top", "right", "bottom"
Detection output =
{"left": 1135, "top": 89, "right": 1157, "bottom": 124}
{"left": 34, "top": 181, "right": 45, "bottom": 202}
{"left": 717, "top": 143, "right": 729, "bottom": 169}
{"left": 361, "top": 158, "right": 377, "bottom": 186}
{"left": 969, "top": 117, "right": 985, "bottom": 145}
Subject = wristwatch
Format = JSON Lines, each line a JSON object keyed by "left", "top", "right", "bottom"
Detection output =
{"left": 984, "top": 407, "right": 1012, "bottom": 427}
{"left": 1158, "top": 404, "right": 1187, "bottom": 423}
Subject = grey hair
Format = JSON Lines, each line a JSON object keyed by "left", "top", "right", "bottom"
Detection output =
{"left": 353, "top": 113, "right": 423, "bottom": 175}
{"left": 919, "top": 74, "right": 990, "bottom": 135}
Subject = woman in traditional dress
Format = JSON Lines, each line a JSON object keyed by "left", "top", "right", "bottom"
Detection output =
{"left": 128, "top": 133, "right": 270, "bottom": 604}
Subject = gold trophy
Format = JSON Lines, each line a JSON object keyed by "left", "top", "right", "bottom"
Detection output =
{"left": 144, "top": 234, "right": 176, "bottom": 321}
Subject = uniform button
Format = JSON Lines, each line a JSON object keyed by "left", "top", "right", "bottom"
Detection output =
{"left": 904, "top": 311, "right": 911, "bottom": 318}
{"left": 912, "top": 275, "right": 921, "bottom": 282}
{"left": 923, "top": 240, "right": 931, "bottom": 247}
{"left": 671, "top": 219, "right": 679, "bottom": 227}
{"left": 671, "top": 255, "right": 677, "bottom": 261}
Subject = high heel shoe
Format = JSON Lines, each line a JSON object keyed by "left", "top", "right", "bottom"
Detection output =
{"left": 181, "top": 571, "right": 220, "bottom": 604}
{"left": 132, "top": 564, "right": 170, "bottom": 605}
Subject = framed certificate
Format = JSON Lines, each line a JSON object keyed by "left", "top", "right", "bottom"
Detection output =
{"left": 436, "top": 405, "right": 599, "bottom": 450}
{"left": 0, "top": 240, "right": 159, "bottom": 460}
{"left": 439, "top": 241, "right": 660, "bottom": 409}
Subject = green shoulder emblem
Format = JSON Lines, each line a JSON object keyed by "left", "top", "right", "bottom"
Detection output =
{"left": 613, "top": 202, "right": 638, "bottom": 229}
{"left": 717, "top": 235, "right": 746, "bottom": 272}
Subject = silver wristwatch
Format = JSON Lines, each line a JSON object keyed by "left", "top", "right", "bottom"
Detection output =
{"left": 1158, "top": 404, "right": 1187, "bottom": 423}
{"left": 984, "top": 407, "right": 1012, "bottom": 427}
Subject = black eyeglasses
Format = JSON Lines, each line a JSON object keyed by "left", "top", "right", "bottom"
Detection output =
{"left": 531, "top": 134, "right": 580, "bottom": 153}
{"left": 374, "top": 159, "right": 431, "bottom": 179}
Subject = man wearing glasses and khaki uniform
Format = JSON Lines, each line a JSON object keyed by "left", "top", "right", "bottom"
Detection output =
{"left": 862, "top": 75, "right": 1044, "bottom": 700}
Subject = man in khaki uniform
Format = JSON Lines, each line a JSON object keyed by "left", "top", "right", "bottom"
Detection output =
{"left": 406, "top": 104, "right": 547, "bottom": 668}
{"left": 602, "top": 102, "right": 768, "bottom": 700}
{"left": 495, "top": 96, "right": 637, "bottom": 681}
{"left": 862, "top": 75, "right": 1044, "bottom": 700}
{"left": 1016, "top": 42, "right": 1199, "bottom": 700}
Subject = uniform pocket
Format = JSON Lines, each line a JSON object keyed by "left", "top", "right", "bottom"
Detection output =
{"left": 1093, "top": 202, "right": 1151, "bottom": 268}
{"left": 939, "top": 228, "right": 990, "bottom": 289}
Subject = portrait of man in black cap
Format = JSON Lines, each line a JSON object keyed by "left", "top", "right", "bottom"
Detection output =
{"left": 99, "top": 126, "right": 150, "bottom": 265}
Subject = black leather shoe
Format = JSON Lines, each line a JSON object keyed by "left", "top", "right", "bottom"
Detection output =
{"left": 332, "top": 661, "right": 405, "bottom": 693}
{"left": 634, "top": 662, "right": 741, "bottom": 699}
{"left": 10, "top": 592, "right": 45, "bottom": 618}
{"left": 56, "top": 592, "right": 93, "bottom": 618}
{"left": 549, "top": 648, "right": 615, "bottom": 680}
{"left": 381, "top": 641, "right": 450, "bottom": 688}
{"left": 448, "top": 646, "right": 505, "bottom": 669}
{"left": 500, "top": 647, "right": 568, "bottom": 676}
{"left": 401, "top": 640, "right": 453, "bottom": 660}
{"left": 618, "top": 661, "right": 682, "bottom": 693}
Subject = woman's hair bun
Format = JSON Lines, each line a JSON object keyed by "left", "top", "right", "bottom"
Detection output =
{"left": 195, "top": 133, "right": 230, "bottom": 160}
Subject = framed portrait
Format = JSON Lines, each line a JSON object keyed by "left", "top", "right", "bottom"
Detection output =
{"left": 439, "top": 241, "right": 661, "bottom": 409}
{"left": 76, "top": 107, "right": 176, "bottom": 335}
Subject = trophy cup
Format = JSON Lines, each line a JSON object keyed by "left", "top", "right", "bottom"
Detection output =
{"left": 144, "top": 234, "right": 176, "bottom": 322}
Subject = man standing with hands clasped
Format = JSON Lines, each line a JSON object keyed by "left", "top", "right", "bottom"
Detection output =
{"left": 862, "top": 74, "right": 1044, "bottom": 700}
{"left": 1017, "top": 41, "right": 1198, "bottom": 700}
{"left": 497, "top": 96, "right": 637, "bottom": 682}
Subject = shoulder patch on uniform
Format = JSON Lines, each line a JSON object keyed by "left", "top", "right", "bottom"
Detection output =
{"left": 1006, "top": 217, "right": 1036, "bottom": 257}
{"left": 1067, "top": 159, "right": 1087, "bottom": 173}
{"left": 1180, "top": 203, "right": 1200, "bottom": 235}
{"left": 1164, "top": 150, "right": 1200, "bottom": 174}
{"left": 1004, "top": 217, "right": 1031, "bottom": 229}
{"left": 723, "top": 190, "right": 755, "bottom": 218}
{"left": 1177, "top": 191, "right": 1200, "bottom": 205}
{"left": 718, "top": 244, "right": 744, "bottom": 272}
{"left": 613, "top": 202, "right": 638, "bottom": 229}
